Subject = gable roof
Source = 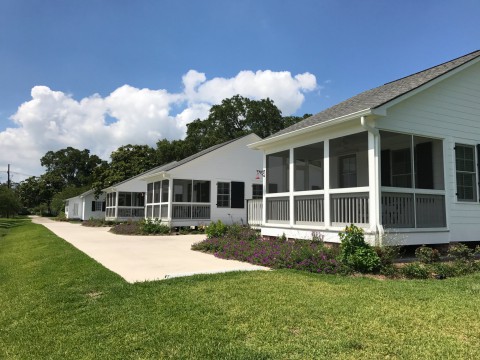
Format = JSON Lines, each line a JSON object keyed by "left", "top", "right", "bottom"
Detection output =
{"left": 267, "top": 50, "right": 480, "bottom": 139}
{"left": 103, "top": 133, "right": 261, "bottom": 185}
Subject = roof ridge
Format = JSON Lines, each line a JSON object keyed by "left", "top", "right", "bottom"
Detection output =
{"left": 383, "top": 49, "right": 480, "bottom": 86}
{"left": 263, "top": 50, "right": 480, "bottom": 140}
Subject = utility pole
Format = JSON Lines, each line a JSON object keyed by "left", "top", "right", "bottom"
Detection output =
{"left": 7, "top": 164, "right": 11, "bottom": 189}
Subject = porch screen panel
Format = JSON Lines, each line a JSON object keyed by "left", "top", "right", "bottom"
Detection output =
{"left": 153, "top": 181, "right": 161, "bottom": 203}
{"left": 147, "top": 183, "right": 153, "bottom": 203}
{"left": 266, "top": 150, "right": 289, "bottom": 193}
{"left": 415, "top": 136, "right": 444, "bottom": 190}
{"left": 161, "top": 180, "right": 169, "bottom": 202}
{"left": 173, "top": 179, "right": 192, "bottom": 202}
{"left": 193, "top": 180, "right": 210, "bottom": 203}
{"left": 294, "top": 141, "right": 324, "bottom": 191}
{"left": 231, "top": 181, "right": 245, "bottom": 209}
{"left": 330, "top": 132, "right": 368, "bottom": 189}
{"left": 380, "top": 131, "right": 412, "bottom": 188}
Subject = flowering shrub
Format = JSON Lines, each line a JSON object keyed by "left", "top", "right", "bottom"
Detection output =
{"left": 192, "top": 229, "right": 342, "bottom": 274}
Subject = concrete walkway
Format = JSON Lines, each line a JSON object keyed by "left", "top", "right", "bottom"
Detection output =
{"left": 31, "top": 217, "right": 268, "bottom": 283}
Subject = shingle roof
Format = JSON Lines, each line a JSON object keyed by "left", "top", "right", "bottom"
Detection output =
{"left": 269, "top": 50, "right": 480, "bottom": 138}
{"left": 110, "top": 133, "right": 259, "bottom": 185}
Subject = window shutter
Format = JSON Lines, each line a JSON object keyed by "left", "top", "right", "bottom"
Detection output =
{"left": 230, "top": 181, "right": 245, "bottom": 209}
{"left": 477, "top": 144, "right": 480, "bottom": 202}
{"left": 102, "top": 201, "right": 106, "bottom": 212}
{"left": 91, "top": 201, "right": 96, "bottom": 212}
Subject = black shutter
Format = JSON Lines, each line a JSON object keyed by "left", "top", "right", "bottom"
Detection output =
{"left": 477, "top": 144, "right": 480, "bottom": 202}
{"left": 381, "top": 150, "right": 391, "bottom": 186}
{"left": 230, "top": 181, "right": 245, "bottom": 209}
{"left": 102, "top": 201, "right": 106, "bottom": 212}
{"left": 416, "top": 142, "right": 433, "bottom": 189}
{"left": 91, "top": 201, "right": 96, "bottom": 212}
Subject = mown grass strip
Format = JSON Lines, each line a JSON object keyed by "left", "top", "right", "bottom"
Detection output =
{"left": 1, "top": 218, "right": 480, "bottom": 359}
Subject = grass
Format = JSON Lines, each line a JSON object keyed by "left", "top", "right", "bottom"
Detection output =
{"left": 1, "top": 219, "right": 480, "bottom": 359}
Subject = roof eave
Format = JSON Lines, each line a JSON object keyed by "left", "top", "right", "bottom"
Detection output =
{"left": 138, "top": 171, "right": 171, "bottom": 182}
{"left": 374, "top": 54, "right": 480, "bottom": 114}
{"left": 248, "top": 108, "right": 375, "bottom": 150}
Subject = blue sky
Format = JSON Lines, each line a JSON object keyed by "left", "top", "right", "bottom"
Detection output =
{"left": 1, "top": 0, "right": 479, "bottom": 181}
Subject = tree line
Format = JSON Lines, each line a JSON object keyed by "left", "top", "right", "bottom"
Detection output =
{"left": 2, "top": 95, "right": 309, "bottom": 217}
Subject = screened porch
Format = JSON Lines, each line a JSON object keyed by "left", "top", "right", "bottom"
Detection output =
{"left": 251, "top": 130, "right": 446, "bottom": 230}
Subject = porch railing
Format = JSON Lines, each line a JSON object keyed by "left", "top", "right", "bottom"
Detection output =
{"left": 266, "top": 197, "right": 289, "bottom": 223}
{"left": 117, "top": 207, "right": 145, "bottom": 218}
{"left": 416, "top": 194, "right": 446, "bottom": 228}
{"left": 331, "top": 192, "right": 369, "bottom": 225}
{"left": 172, "top": 204, "right": 210, "bottom": 220}
{"left": 247, "top": 199, "right": 263, "bottom": 227}
{"left": 295, "top": 195, "right": 324, "bottom": 225}
{"left": 381, "top": 192, "right": 446, "bottom": 228}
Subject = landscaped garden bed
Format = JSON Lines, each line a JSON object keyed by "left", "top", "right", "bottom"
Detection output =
{"left": 192, "top": 221, "right": 480, "bottom": 279}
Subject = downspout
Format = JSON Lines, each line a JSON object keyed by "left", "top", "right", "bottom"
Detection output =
{"left": 360, "top": 116, "right": 383, "bottom": 245}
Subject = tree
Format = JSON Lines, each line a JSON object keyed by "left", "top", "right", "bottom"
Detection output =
{"left": 92, "top": 144, "right": 159, "bottom": 194}
{"left": 155, "top": 95, "right": 310, "bottom": 167}
{"left": 0, "top": 184, "right": 21, "bottom": 218}
{"left": 40, "top": 147, "right": 104, "bottom": 190}
{"left": 50, "top": 185, "right": 90, "bottom": 216}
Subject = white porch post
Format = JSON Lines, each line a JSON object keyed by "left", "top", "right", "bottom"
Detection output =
{"left": 324, "top": 139, "right": 331, "bottom": 227}
{"left": 289, "top": 148, "right": 295, "bottom": 227}
{"left": 367, "top": 131, "right": 380, "bottom": 232}
{"left": 114, "top": 191, "right": 118, "bottom": 219}
{"left": 262, "top": 154, "right": 267, "bottom": 226}
{"left": 167, "top": 178, "right": 173, "bottom": 223}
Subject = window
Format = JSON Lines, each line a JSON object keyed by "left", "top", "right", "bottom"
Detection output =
{"left": 294, "top": 142, "right": 324, "bottom": 191}
{"left": 217, "top": 182, "right": 230, "bottom": 207}
{"left": 266, "top": 150, "right": 289, "bottom": 193}
{"left": 91, "top": 201, "right": 103, "bottom": 212}
{"left": 216, "top": 181, "right": 244, "bottom": 208}
{"left": 252, "top": 184, "right": 263, "bottom": 199}
{"left": 455, "top": 144, "right": 477, "bottom": 201}
{"left": 339, "top": 155, "right": 357, "bottom": 188}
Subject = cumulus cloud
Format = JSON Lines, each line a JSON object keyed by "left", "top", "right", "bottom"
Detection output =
{"left": 0, "top": 69, "right": 317, "bottom": 178}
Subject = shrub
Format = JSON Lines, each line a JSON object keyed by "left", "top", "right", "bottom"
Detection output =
{"left": 206, "top": 220, "right": 228, "bottom": 238}
{"left": 401, "top": 263, "right": 430, "bottom": 279}
{"left": 448, "top": 243, "right": 475, "bottom": 262}
{"left": 338, "top": 224, "right": 380, "bottom": 273}
{"left": 415, "top": 245, "right": 440, "bottom": 264}
{"left": 110, "top": 221, "right": 142, "bottom": 235}
{"left": 141, "top": 219, "right": 170, "bottom": 235}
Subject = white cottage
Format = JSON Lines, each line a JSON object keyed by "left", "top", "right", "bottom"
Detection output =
{"left": 249, "top": 50, "right": 480, "bottom": 246}
{"left": 139, "top": 133, "right": 263, "bottom": 227}
{"left": 65, "top": 190, "right": 106, "bottom": 220}
{"left": 103, "top": 173, "right": 151, "bottom": 221}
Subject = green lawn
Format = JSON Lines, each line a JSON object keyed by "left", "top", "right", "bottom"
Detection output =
{"left": 1, "top": 219, "right": 479, "bottom": 359}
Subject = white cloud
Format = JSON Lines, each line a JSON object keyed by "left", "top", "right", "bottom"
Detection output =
{"left": 0, "top": 69, "right": 317, "bottom": 178}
